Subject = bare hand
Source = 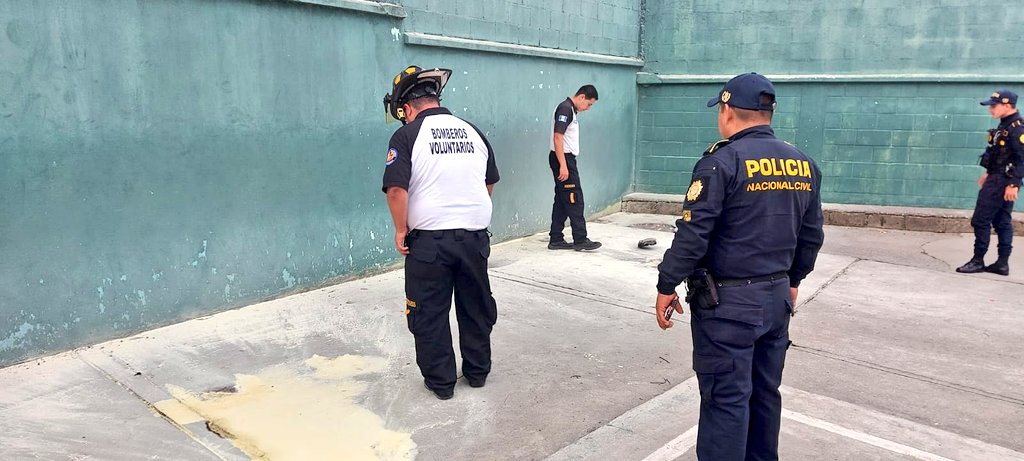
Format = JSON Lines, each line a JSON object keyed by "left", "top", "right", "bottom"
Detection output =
{"left": 394, "top": 230, "right": 409, "bottom": 256}
{"left": 978, "top": 173, "right": 988, "bottom": 188}
{"left": 1005, "top": 186, "right": 1019, "bottom": 202}
{"left": 656, "top": 292, "right": 682, "bottom": 330}
{"left": 558, "top": 166, "right": 569, "bottom": 182}
{"left": 790, "top": 287, "right": 799, "bottom": 315}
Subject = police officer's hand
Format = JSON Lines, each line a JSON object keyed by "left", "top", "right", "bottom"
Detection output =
{"left": 394, "top": 229, "right": 409, "bottom": 256}
{"left": 979, "top": 173, "right": 988, "bottom": 188}
{"left": 1005, "top": 185, "right": 1019, "bottom": 202}
{"left": 790, "top": 287, "right": 799, "bottom": 314}
{"left": 558, "top": 166, "right": 569, "bottom": 182}
{"left": 655, "top": 292, "right": 682, "bottom": 330}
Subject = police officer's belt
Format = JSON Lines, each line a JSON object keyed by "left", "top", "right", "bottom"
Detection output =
{"left": 714, "top": 271, "right": 788, "bottom": 287}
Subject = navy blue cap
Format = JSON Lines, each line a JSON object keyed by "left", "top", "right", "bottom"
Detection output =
{"left": 707, "top": 73, "right": 777, "bottom": 111}
{"left": 980, "top": 90, "right": 1018, "bottom": 106}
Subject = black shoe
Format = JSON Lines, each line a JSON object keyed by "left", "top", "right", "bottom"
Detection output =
{"left": 574, "top": 240, "right": 602, "bottom": 251}
{"left": 984, "top": 261, "right": 1010, "bottom": 276}
{"left": 548, "top": 240, "right": 574, "bottom": 250}
{"left": 424, "top": 382, "right": 453, "bottom": 400}
{"left": 955, "top": 258, "right": 986, "bottom": 273}
{"left": 467, "top": 377, "right": 486, "bottom": 388}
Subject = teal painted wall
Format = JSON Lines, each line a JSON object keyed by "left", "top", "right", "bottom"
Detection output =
{"left": 638, "top": 83, "right": 1002, "bottom": 207}
{"left": 636, "top": 0, "right": 1024, "bottom": 209}
{"left": 0, "top": 0, "right": 638, "bottom": 366}
{"left": 643, "top": 0, "right": 1023, "bottom": 75}
{"left": 401, "top": 0, "right": 641, "bottom": 57}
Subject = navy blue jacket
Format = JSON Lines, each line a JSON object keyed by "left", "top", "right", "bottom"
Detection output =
{"left": 657, "top": 125, "right": 825, "bottom": 294}
{"left": 983, "top": 112, "right": 1024, "bottom": 187}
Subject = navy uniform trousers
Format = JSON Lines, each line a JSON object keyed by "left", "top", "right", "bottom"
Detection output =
{"left": 971, "top": 175, "right": 1015, "bottom": 260}
{"left": 548, "top": 151, "right": 588, "bottom": 243}
{"left": 405, "top": 229, "right": 498, "bottom": 394}
{"left": 690, "top": 278, "right": 792, "bottom": 461}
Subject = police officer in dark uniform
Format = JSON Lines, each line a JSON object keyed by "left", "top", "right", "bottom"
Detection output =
{"left": 956, "top": 90, "right": 1023, "bottom": 276}
{"left": 381, "top": 66, "right": 500, "bottom": 400}
{"left": 654, "top": 73, "right": 825, "bottom": 460}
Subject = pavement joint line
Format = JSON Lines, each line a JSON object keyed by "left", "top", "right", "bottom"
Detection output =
{"left": 918, "top": 236, "right": 953, "bottom": 271}
{"left": 799, "top": 257, "right": 861, "bottom": 308}
{"left": 640, "top": 424, "right": 698, "bottom": 461}
{"left": 543, "top": 376, "right": 702, "bottom": 461}
{"left": 76, "top": 351, "right": 243, "bottom": 461}
{"left": 856, "top": 256, "right": 1024, "bottom": 286}
{"left": 781, "top": 409, "right": 956, "bottom": 461}
{"left": 490, "top": 271, "right": 662, "bottom": 319}
{"left": 789, "top": 344, "right": 1024, "bottom": 407}
{"left": 499, "top": 256, "right": 1022, "bottom": 407}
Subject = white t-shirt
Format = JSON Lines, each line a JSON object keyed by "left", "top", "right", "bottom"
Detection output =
{"left": 550, "top": 97, "right": 581, "bottom": 156}
{"left": 382, "top": 107, "right": 500, "bottom": 231}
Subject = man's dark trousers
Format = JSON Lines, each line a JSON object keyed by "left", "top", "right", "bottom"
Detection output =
{"left": 405, "top": 229, "right": 497, "bottom": 394}
{"left": 548, "top": 151, "right": 587, "bottom": 243}
{"left": 971, "top": 175, "right": 1015, "bottom": 260}
{"left": 689, "top": 278, "right": 791, "bottom": 461}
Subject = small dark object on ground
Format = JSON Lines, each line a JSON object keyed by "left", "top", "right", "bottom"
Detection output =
{"left": 637, "top": 238, "right": 657, "bottom": 249}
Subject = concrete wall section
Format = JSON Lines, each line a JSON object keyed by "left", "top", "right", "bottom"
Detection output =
{"left": 401, "top": 0, "right": 642, "bottom": 58}
{"left": 0, "top": 0, "right": 637, "bottom": 366}
{"left": 636, "top": 82, "right": 1010, "bottom": 208}
{"left": 643, "top": 0, "right": 1024, "bottom": 75}
{"left": 636, "top": 0, "right": 1024, "bottom": 209}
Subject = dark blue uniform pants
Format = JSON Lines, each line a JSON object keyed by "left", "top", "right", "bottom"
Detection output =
{"left": 690, "top": 279, "right": 792, "bottom": 461}
{"left": 405, "top": 229, "right": 497, "bottom": 394}
{"left": 971, "top": 176, "right": 1015, "bottom": 260}
{"left": 548, "top": 151, "right": 588, "bottom": 243}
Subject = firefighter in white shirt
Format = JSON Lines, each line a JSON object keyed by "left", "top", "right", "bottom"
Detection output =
{"left": 382, "top": 66, "right": 500, "bottom": 400}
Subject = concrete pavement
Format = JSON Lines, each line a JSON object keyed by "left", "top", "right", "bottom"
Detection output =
{"left": 1, "top": 212, "right": 1022, "bottom": 460}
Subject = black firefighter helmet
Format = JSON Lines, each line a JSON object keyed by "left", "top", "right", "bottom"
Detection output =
{"left": 383, "top": 66, "right": 452, "bottom": 123}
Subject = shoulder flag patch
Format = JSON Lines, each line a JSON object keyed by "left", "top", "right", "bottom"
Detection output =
{"left": 557, "top": 115, "right": 568, "bottom": 123}
{"left": 704, "top": 139, "right": 731, "bottom": 156}
{"left": 685, "top": 177, "right": 707, "bottom": 203}
{"left": 386, "top": 148, "right": 398, "bottom": 166}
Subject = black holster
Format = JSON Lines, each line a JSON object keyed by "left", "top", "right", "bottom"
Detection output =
{"left": 684, "top": 269, "right": 720, "bottom": 309}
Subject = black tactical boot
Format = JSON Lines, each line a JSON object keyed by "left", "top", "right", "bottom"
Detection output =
{"left": 955, "top": 258, "right": 986, "bottom": 273}
{"left": 984, "top": 258, "right": 1010, "bottom": 276}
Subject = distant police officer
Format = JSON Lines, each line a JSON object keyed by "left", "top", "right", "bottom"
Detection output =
{"left": 547, "top": 85, "right": 602, "bottom": 251}
{"left": 956, "top": 90, "right": 1023, "bottom": 276}
{"left": 381, "top": 66, "right": 500, "bottom": 400}
{"left": 654, "top": 73, "right": 825, "bottom": 461}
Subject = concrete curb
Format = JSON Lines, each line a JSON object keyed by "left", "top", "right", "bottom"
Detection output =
{"left": 622, "top": 192, "right": 1024, "bottom": 235}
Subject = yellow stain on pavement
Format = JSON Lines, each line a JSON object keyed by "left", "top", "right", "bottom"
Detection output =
{"left": 158, "top": 355, "right": 416, "bottom": 461}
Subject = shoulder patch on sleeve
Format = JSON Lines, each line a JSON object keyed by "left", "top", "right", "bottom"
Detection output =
{"left": 385, "top": 147, "right": 398, "bottom": 166}
{"left": 704, "top": 139, "right": 731, "bottom": 156}
{"left": 557, "top": 115, "right": 568, "bottom": 123}
{"left": 685, "top": 176, "right": 709, "bottom": 203}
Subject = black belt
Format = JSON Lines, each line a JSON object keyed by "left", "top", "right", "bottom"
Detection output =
{"left": 408, "top": 229, "right": 488, "bottom": 240}
{"left": 714, "top": 271, "right": 788, "bottom": 288}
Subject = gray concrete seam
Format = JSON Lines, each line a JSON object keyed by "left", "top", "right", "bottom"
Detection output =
{"left": 76, "top": 350, "right": 250, "bottom": 461}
